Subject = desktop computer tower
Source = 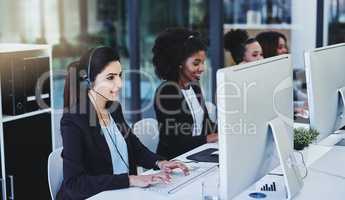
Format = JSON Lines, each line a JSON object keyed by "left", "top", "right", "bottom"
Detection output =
{"left": 0, "top": 51, "right": 50, "bottom": 116}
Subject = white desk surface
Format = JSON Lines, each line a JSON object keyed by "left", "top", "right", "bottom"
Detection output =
{"left": 293, "top": 122, "right": 345, "bottom": 146}
{"left": 309, "top": 146, "right": 345, "bottom": 179}
{"left": 234, "top": 120, "right": 345, "bottom": 200}
{"left": 318, "top": 131, "right": 345, "bottom": 146}
{"left": 234, "top": 143, "right": 345, "bottom": 200}
{"left": 235, "top": 167, "right": 345, "bottom": 200}
{"left": 294, "top": 169, "right": 345, "bottom": 200}
{"left": 293, "top": 122, "right": 310, "bottom": 129}
{"left": 89, "top": 125, "right": 345, "bottom": 200}
{"left": 88, "top": 143, "right": 218, "bottom": 200}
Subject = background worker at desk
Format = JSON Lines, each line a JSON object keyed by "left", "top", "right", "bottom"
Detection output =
{"left": 57, "top": 46, "right": 189, "bottom": 200}
{"left": 152, "top": 28, "right": 218, "bottom": 160}
{"left": 224, "top": 29, "right": 264, "bottom": 65}
{"left": 256, "top": 31, "right": 308, "bottom": 114}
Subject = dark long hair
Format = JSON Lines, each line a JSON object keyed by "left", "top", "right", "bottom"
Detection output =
{"left": 63, "top": 46, "right": 120, "bottom": 112}
{"left": 256, "top": 31, "right": 287, "bottom": 58}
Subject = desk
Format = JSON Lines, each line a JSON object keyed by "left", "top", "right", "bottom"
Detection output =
{"left": 293, "top": 122, "right": 310, "bottom": 129}
{"left": 293, "top": 122, "right": 345, "bottom": 146}
{"left": 89, "top": 139, "right": 345, "bottom": 200}
{"left": 234, "top": 144, "right": 345, "bottom": 200}
{"left": 318, "top": 131, "right": 345, "bottom": 146}
{"left": 234, "top": 167, "right": 345, "bottom": 200}
{"left": 309, "top": 146, "right": 345, "bottom": 178}
{"left": 88, "top": 143, "right": 218, "bottom": 200}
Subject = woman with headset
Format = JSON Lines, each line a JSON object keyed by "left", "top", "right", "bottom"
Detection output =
{"left": 152, "top": 28, "right": 218, "bottom": 160}
{"left": 57, "top": 46, "right": 189, "bottom": 200}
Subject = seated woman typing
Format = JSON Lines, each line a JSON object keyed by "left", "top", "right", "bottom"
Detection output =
{"left": 57, "top": 46, "right": 188, "bottom": 200}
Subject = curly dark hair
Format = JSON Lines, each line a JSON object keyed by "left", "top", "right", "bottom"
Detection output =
{"left": 256, "top": 31, "right": 287, "bottom": 58}
{"left": 224, "top": 29, "right": 258, "bottom": 64}
{"left": 152, "top": 27, "right": 207, "bottom": 81}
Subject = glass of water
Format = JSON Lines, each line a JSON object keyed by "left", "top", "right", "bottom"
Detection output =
{"left": 201, "top": 170, "right": 220, "bottom": 200}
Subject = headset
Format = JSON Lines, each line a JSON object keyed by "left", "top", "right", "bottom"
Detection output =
{"left": 83, "top": 46, "right": 112, "bottom": 101}
{"left": 83, "top": 46, "right": 130, "bottom": 171}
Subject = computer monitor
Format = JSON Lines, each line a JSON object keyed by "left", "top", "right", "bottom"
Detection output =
{"left": 217, "top": 55, "right": 302, "bottom": 199}
{"left": 305, "top": 43, "right": 345, "bottom": 141}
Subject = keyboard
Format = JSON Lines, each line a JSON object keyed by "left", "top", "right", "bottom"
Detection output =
{"left": 146, "top": 164, "right": 218, "bottom": 195}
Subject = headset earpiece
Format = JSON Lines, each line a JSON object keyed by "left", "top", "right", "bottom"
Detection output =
{"left": 85, "top": 46, "right": 111, "bottom": 100}
{"left": 79, "top": 69, "right": 91, "bottom": 89}
{"left": 85, "top": 79, "right": 91, "bottom": 89}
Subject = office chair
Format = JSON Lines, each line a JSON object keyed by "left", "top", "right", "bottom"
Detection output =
{"left": 48, "top": 147, "right": 63, "bottom": 200}
{"left": 132, "top": 118, "right": 159, "bottom": 153}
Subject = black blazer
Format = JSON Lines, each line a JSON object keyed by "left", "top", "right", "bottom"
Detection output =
{"left": 154, "top": 81, "right": 217, "bottom": 160}
{"left": 57, "top": 101, "right": 163, "bottom": 200}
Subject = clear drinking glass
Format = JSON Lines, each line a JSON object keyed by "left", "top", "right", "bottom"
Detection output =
{"left": 201, "top": 169, "right": 220, "bottom": 200}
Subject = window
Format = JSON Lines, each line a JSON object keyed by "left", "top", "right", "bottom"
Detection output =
{"left": 224, "top": 0, "right": 291, "bottom": 24}
{"left": 138, "top": 0, "right": 212, "bottom": 119}
{"left": 328, "top": 0, "right": 345, "bottom": 44}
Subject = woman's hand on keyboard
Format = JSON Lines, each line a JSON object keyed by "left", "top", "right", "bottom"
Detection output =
{"left": 157, "top": 160, "right": 190, "bottom": 176}
{"left": 129, "top": 173, "right": 171, "bottom": 188}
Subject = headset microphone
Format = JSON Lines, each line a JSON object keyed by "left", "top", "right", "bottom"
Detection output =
{"left": 83, "top": 46, "right": 112, "bottom": 101}
{"left": 92, "top": 88, "right": 112, "bottom": 101}
{"left": 85, "top": 47, "right": 129, "bottom": 170}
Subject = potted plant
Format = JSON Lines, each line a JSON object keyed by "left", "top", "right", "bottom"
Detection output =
{"left": 293, "top": 127, "right": 319, "bottom": 151}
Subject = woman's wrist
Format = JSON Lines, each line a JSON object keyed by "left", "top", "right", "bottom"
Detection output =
{"left": 156, "top": 160, "right": 167, "bottom": 169}
{"left": 128, "top": 175, "right": 134, "bottom": 187}
{"left": 128, "top": 175, "right": 132, "bottom": 186}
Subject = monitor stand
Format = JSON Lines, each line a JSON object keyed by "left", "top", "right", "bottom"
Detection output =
{"left": 334, "top": 87, "right": 345, "bottom": 131}
{"left": 268, "top": 118, "right": 304, "bottom": 199}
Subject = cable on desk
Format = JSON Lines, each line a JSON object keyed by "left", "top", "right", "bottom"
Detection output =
{"left": 268, "top": 151, "right": 308, "bottom": 179}
{"left": 267, "top": 172, "right": 284, "bottom": 176}
{"left": 295, "top": 150, "right": 308, "bottom": 179}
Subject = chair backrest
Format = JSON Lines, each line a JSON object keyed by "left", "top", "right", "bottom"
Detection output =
{"left": 133, "top": 118, "right": 159, "bottom": 153}
{"left": 205, "top": 101, "right": 217, "bottom": 123}
{"left": 48, "top": 147, "right": 63, "bottom": 200}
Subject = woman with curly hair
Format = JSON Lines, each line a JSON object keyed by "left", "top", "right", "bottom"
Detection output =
{"left": 152, "top": 27, "right": 218, "bottom": 160}
{"left": 224, "top": 29, "right": 263, "bottom": 65}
